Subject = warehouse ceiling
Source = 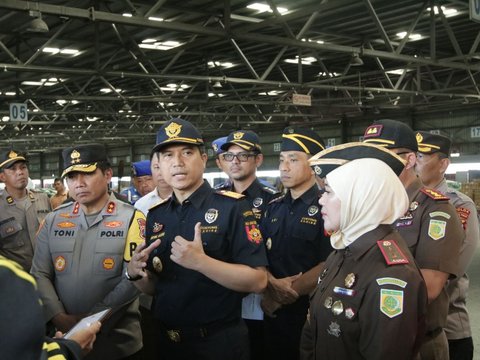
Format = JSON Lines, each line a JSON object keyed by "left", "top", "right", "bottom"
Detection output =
{"left": 0, "top": 0, "right": 480, "bottom": 152}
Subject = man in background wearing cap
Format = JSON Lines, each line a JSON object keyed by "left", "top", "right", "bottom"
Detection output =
{"left": 120, "top": 160, "right": 155, "bottom": 205}
{"left": 211, "top": 136, "right": 232, "bottom": 189}
{"left": 416, "top": 131, "right": 479, "bottom": 360}
{"left": 133, "top": 151, "right": 172, "bottom": 360}
{"left": 31, "top": 143, "right": 146, "bottom": 360}
{"left": 0, "top": 149, "right": 51, "bottom": 271}
{"left": 363, "top": 119, "right": 464, "bottom": 360}
{"left": 216, "top": 129, "right": 279, "bottom": 360}
{"left": 127, "top": 118, "right": 268, "bottom": 359}
{"left": 261, "top": 127, "right": 332, "bottom": 360}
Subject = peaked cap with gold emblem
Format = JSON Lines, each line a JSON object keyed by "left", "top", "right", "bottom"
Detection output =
{"left": 416, "top": 131, "right": 451, "bottom": 155}
{"left": 0, "top": 149, "right": 27, "bottom": 170}
{"left": 363, "top": 119, "right": 418, "bottom": 152}
{"left": 61, "top": 143, "right": 109, "bottom": 177}
{"left": 281, "top": 126, "right": 325, "bottom": 154}
{"left": 152, "top": 118, "right": 204, "bottom": 152}
{"left": 221, "top": 130, "right": 262, "bottom": 152}
{"left": 309, "top": 142, "right": 406, "bottom": 177}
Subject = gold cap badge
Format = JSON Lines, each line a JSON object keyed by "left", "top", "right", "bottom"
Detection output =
{"left": 165, "top": 122, "right": 182, "bottom": 138}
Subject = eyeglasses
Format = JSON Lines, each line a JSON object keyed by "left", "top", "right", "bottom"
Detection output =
{"left": 222, "top": 152, "right": 256, "bottom": 162}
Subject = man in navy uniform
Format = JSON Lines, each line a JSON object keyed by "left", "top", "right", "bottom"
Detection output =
{"left": 261, "top": 126, "right": 332, "bottom": 360}
{"left": 126, "top": 118, "right": 268, "bottom": 360}
{"left": 120, "top": 160, "right": 155, "bottom": 204}
{"left": 416, "top": 131, "right": 479, "bottom": 360}
{"left": 363, "top": 119, "right": 464, "bottom": 360}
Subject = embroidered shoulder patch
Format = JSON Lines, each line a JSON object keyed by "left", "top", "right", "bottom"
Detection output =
{"left": 380, "top": 289, "right": 404, "bottom": 318}
{"left": 376, "top": 240, "right": 409, "bottom": 265}
{"left": 420, "top": 188, "right": 449, "bottom": 201}
{"left": 217, "top": 190, "right": 245, "bottom": 199}
{"left": 456, "top": 207, "right": 471, "bottom": 231}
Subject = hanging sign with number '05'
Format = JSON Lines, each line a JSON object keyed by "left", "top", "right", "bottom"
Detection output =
{"left": 9, "top": 103, "right": 28, "bottom": 122}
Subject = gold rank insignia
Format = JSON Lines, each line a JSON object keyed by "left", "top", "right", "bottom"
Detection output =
{"left": 70, "top": 150, "right": 81, "bottom": 164}
{"left": 420, "top": 188, "right": 449, "bottom": 201}
{"left": 106, "top": 202, "right": 115, "bottom": 214}
{"left": 165, "top": 122, "right": 181, "bottom": 138}
{"left": 217, "top": 190, "right": 245, "bottom": 199}
{"left": 8, "top": 150, "right": 18, "bottom": 159}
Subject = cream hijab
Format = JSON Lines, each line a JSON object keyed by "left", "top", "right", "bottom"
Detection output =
{"left": 327, "top": 158, "right": 409, "bottom": 249}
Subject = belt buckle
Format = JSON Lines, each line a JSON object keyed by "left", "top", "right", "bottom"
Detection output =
{"left": 167, "top": 329, "right": 181, "bottom": 343}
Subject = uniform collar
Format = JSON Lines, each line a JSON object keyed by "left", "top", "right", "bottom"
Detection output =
{"left": 284, "top": 185, "right": 319, "bottom": 205}
{"left": 71, "top": 192, "right": 118, "bottom": 216}
{"left": 346, "top": 224, "right": 393, "bottom": 261}
{"left": 170, "top": 180, "right": 212, "bottom": 209}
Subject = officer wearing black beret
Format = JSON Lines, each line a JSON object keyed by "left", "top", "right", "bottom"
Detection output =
{"left": 362, "top": 120, "right": 464, "bottom": 360}
{"left": 127, "top": 118, "right": 268, "bottom": 360}
{"left": 416, "top": 131, "right": 479, "bottom": 360}
{"left": 0, "top": 149, "right": 50, "bottom": 271}
{"left": 301, "top": 142, "right": 427, "bottom": 360}
{"left": 31, "top": 143, "right": 146, "bottom": 359}
{"left": 261, "top": 126, "right": 332, "bottom": 360}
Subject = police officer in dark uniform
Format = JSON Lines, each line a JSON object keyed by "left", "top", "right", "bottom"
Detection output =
{"left": 261, "top": 127, "right": 332, "bottom": 360}
{"left": 363, "top": 119, "right": 464, "bottom": 360}
{"left": 126, "top": 118, "right": 268, "bottom": 360}
{"left": 416, "top": 131, "right": 479, "bottom": 360}
{"left": 215, "top": 130, "right": 279, "bottom": 360}
{"left": 302, "top": 142, "right": 427, "bottom": 360}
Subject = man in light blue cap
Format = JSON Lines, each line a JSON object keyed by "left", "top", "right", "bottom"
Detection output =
{"left": 121, "top": 160, "right": 155, "bottom": 204}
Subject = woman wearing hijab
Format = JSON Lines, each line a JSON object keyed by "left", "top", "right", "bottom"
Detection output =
{"left": 302, "top": 143, "right": 427, "bottom": 360}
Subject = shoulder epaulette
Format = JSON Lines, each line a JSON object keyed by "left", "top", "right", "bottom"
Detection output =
{"left": 216, "top": 190, "right": 245, "bottom": 199}
{"left": 262, "top": 186, "right": 280, "bottom": 195}
{"left": 420, "top": 188, "right": 449, "bottom": 201}
{"left": 268, "top": 194, "right": 285, "bottom": 204}
{"left": 376, "top": 240, "right": 409, "bottom": 266}
{"left": 149, "top": 197, "right": 170, "bottom": 211}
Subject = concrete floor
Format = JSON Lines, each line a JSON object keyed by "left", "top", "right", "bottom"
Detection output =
{"left": 467, "top": 243, "right": 480, "bottom": 359}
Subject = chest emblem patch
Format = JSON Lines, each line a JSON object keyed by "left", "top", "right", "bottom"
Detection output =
{"left": 153, "top": 222, "right": 163, "bottom": 233}
{"left": 253, "top": 197, "right": 263, "bottom": 208}
{"left": 327, "top": 321, "right": 341, "bottom": 337}
{"left": 54, "top": 255, "right": 66, "bottom": 272}
{"left": 56, "top": 221, "right": 76, "bottom": 228}
{"left": 104, "top": 221, "right": 123, "bottom": 228}
{"left": 308, "top": 205, "right": 319, "bottom": 216}
{"left": 102, "top": 257, "right": 115, "bottom": 270}
{"left": 428, "top": 219, "right": 446, "bottom": 240}
{"left": 380, "top": 289, "right": 404, "bottom": 318}
{"left": 205, "top": 208, "right": 219, "bottom": 224}
{"left": 245, "top": 224, "right": 263, "bottom": 244}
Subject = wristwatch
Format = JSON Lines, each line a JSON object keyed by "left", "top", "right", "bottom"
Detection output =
{"left": 125, "top": 268, "right": 142, "bottom": 281}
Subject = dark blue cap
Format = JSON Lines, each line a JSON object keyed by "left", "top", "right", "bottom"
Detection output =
{"left": 152, "top": 118, "right": 204, "bottom": 152}
{"left": 281, "top": 126, "right": 325, "bottom": 154}
{"left": 363, "top": 119, "right": 418, "bottom": 152}
{"left": 416, "top": 131, "right": 451, "bottom": 155}
{"left": 132, "top": 160, "right": 152, "bottom": 177}
{"left": 221, "top": 130, "right": 261, "bottom": 152}
{"left": 212, "top": 136, "right": 228, "bottom": 155}
{"left": 61, "top": 143, "right": 109, "bottom": 178}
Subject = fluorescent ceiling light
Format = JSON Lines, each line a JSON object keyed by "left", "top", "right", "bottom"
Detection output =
{"left": 385, "top": 68, "right": 413, "bottom": 75}
{"left": 317, "top": 71, "right": 340, "bottom": 77}
{"left": 301, "top": 38, "right": 324, "bottom": 44}
{"left": 208, "top": 93, "right": 226, "bottom": 97}
{"left": 42, "top": 47, "right": 79, "bottom": 56}
{"left": 122, "top": 13, "right": 132, "bottom": 17}
{"left": 208, "top": 61, "right": 234, "bottom": 68}
{"left": 258, "top": 90, "right": 285, "bottom": 96}
{"left": 100, "top": 88, "right": 122, "bottom": 93}
{"left": 247, "top": 3, "right": 288, "bottom": 14}
{"left": 142, "top": 38, "right": 157, "bottom": 43}
{"left": 148, "top": 16, "right": 164, "bottom": 22}
{"left": 139, "top": 40, "right": 182, "bottom": 51}
{"left": 426, "top": 6, "right": 458, "bottom": 17}
{"left": 2, "top": 116, "right": 9, "bottom": 122}
{"left": 5, "top": 92, "right": 16, "bottom": 96}
{"left": 284, "top": 56, "right": 317, "bottom": 65}
{"left": 396, "top": 32, "right": 422, "bottom": 41}
{"left": 450, "top": 152, "right": 460, "bottom": 158}
{"left": 86, "top": 116, "right": 99, "bottom": 122}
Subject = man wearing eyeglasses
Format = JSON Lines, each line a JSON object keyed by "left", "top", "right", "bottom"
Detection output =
{"left": 217, "top": 130, "right": 279, "bottom": 360}
{"left": 363, "top": 119, "right": 464, "bottom": 360}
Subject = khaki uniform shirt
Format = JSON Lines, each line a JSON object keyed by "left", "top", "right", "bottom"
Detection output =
{"left": 0, "top": 189, "right": 50, "bottom": 271}
{"left": 394, "top": 178, "right": 464, "bottom": 332}
{"left": 436, "top": 179, "right": 479, "bottom": 340}
{"left": 301, "top": 225, "right": 427, "bottom": 360}
{"left": 31, "top": 193, "right": 146, "bottom": 360}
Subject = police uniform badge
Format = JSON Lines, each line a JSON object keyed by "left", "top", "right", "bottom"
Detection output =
{"left": 327, "top": 321, "right": 341, "bottom": 337}
{"left": 153, "top": 222, "right": 163, "bottom": 233}
{"left": 54, "top": 255, "right": 66, "bottom": 272}
{"left": 233, "top": 131, "right": 244, "bottom": 140}
{"left": 152, "top": 256, "right": 163, "bottom": 273}
{"left": 380, "top": 289, "right": 404, "bottom": 318}
{"left": 332, "top": 300, "right": 344, "bottom": 315}
{"left": 245, "top": 224, "right": 262, "bottom": 244}
{"left": 70, "top": 149, "right": 81, "bottom": 164}
{"left": 344, "top": 273, "right": 356, "bottom": 288}
{"left": 308, "top": 205, "right": 319, "bottom": 216}
{"left": 266, "top": 237, "right": 272, "bottom": 250}
{"left": 205, "top": 208, "right": 219, "bottom": 224}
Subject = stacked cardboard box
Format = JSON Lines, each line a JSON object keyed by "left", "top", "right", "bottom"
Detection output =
{"left": 461, "top": 181, "right": 480, "bottom": 210}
